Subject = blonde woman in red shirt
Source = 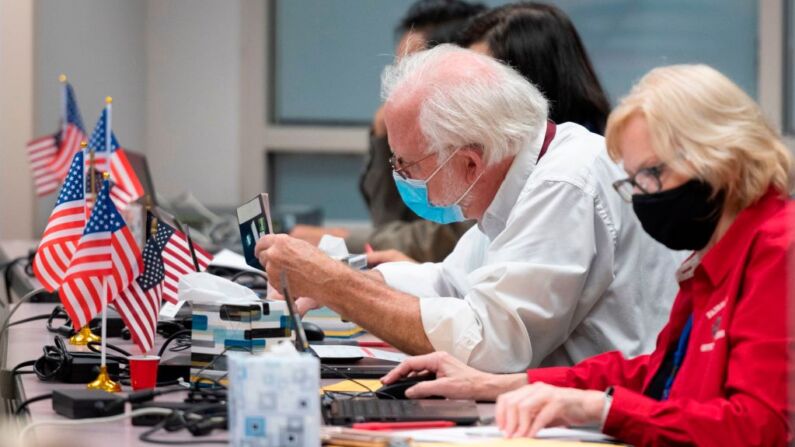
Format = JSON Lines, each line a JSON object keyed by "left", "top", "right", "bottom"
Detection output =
{"left": 381, "top": 64, "right": 795, "bottom": 446}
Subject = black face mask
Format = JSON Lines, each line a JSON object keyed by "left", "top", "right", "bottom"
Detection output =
{"left": 632, "top": 180, "right": 724, "bottom": 251}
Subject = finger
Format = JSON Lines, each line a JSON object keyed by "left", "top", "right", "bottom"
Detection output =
{"left": 295, "top": 297, "right": 320, "bottom": 316}
{"left": 381, "top": 353, "right": 442, "bottom": 384}
{"left": 266, "top": 283, "right": 284, "bottom": 301}
{"left": 254, "top": 234, "right": 279, "bottom": 255}
{"left": 528, "top": 402, "right": 561, "bottom": 438}
{"left": 498, "top": 392, "right": 523, "bottom": 437}
{"left": 404, "top": 378, "right": 456, "bottom": 399}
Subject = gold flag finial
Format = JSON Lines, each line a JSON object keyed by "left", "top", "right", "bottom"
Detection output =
{"left": 58, "top": 74, "right": 67, "bottom": 83}
{"left": 80, "top": 141, "right": 87, "bottom": 148}
{"left": 105, "top": 96, "right": 112, "bottom": 104}
{"left": 102, "top": 172, "right": 110, "bottom": 180}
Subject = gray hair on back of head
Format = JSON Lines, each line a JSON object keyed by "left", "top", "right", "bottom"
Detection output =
{"left": 381, "top": 44, "right": 548, "bottom": 165}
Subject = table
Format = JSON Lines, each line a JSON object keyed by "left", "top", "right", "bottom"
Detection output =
{"left": 0, "top": 240, "right": 497, "bottom": 446}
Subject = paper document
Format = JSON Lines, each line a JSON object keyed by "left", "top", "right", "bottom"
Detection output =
{"left": 321, "top": 379, "right": 384, "bottom": 393}
{"left": 397, "top": 425, "right": 614, "bottom": 444}
{"left": 209, "top": 248, "right": 263, "bottom": 273}
{"left": 312, "top": 345, "right": 407, "bottom": 363}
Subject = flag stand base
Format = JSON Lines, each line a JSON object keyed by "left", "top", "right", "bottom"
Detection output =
{"left": 86, "top": 365, "right": 121, "bottom": 393}
{"left": 69, "top": 326, "right": 101, "bottom": 346}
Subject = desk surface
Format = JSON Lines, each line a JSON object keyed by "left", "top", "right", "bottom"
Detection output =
{"left": 1, "top": 240, "right": 496, "bottom": 446}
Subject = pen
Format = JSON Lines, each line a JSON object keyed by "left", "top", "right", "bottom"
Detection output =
{"left": 351, "top": 420, "right": 456, "bottom": 431}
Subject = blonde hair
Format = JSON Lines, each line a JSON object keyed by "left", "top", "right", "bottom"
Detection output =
{"left": 606, "top": 64, "right": 794, "bottom": 215}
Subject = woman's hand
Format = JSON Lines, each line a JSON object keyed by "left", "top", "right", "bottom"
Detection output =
{"left": 381, "top": 351, "right": 526, "bottom": 401}
{"left": 495, "top": 383, "right": 605, "bottom": 438}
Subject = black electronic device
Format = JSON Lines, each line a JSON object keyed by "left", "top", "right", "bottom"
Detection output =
{"left": 323, "top": 399, "right": 480, "bottom": 426}
{"left": 51, "top": 389, "right": 125, "bottom": 419}
{"left": 236, "top": 193, "right": 274, "bottom": 270}
{"left": 376, "top": 374, "right": 438, "bottom": 400}
{"left": 302, "top": 321, "right": 325, "bottom": 342}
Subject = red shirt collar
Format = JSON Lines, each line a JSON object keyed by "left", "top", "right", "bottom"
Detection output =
{"left": 697, "top": 187, "right": 789, "bottom": 286}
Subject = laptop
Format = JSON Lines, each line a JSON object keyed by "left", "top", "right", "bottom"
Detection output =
{"left": 279, "top": 273, "right": 481, "bottom": 426}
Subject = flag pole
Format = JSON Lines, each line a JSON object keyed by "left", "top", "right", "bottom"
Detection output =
{"left": 87, "top": 173, "right": 121, "bottom": 393}
{"left": 69, "top": 143, "right": 102, "bottom": 347}
{"left": 59, "top": 74, "right": 67, "bottom": 136}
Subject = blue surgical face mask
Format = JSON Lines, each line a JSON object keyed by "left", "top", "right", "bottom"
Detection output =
{"left": 392, "top": 149, "right": 482, "bottom": 224}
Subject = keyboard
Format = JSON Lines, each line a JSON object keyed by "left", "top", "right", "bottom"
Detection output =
{"left": 323, "top": 398, "right": 480, "bottom": 425}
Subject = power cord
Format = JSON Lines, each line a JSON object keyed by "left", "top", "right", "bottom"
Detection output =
{"left": 319, "top": 364, "right": 396, "bottom": 400}
{"left": 2, "top": 255, "right": 29, "bottom": 306}
{"left": 158, "top": 329, "right": 192, "bottom": 358}
{"left": 0, "top": 287, "right": 47, "bottom": 344}
{"left": 14, "top": 392, "right": 53, "bottom": 415}
{"left": 19, "top": 407, "right": 176, "bottom": 444}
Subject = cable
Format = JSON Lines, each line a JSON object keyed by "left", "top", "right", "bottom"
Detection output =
{"left": 15, "top": 393, "right": 53, "bottom": 415}
{"left": 18, "top": 407, "right": 175, "bottom": 444}
{"left": 12, "top": 360, "right": 36, "bottom": 376}
{"left": 86, "top": 340, "right": 132, "bottom": 358}
{"left": 0, "top": 287, "right": 46, "bottom": 338}
{"left": 139, "top": 407, "right": 228, "bottom": 445}
{"left": 319, "top": 364, "right": 396, "bottom": 400}
{"left": 6, "top": 313, "right": 52, "bottom": 328}
{"left": 158, "top": 329, "right": 191, "bottom": 358}
{"left": 2, "top": 255, "right": 28, "bottom": 306}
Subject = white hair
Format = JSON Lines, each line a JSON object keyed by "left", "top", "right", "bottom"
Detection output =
{"left": 381, "top": 44, "right": 548, "bottom": 165}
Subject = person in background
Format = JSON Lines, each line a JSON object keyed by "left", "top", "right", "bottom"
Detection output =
{"left": 459, "top": 2, "right": 610, "bottom": 134}
{"left": 257, "top": 45, "right": 681, "bottom": 373}
{"left": 381, "top": 64, "right": 794, "bottom": 446}
{"left": 290, "top": 0, "right": 485, "bottom": 264}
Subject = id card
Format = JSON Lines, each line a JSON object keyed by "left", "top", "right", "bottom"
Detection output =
{"left": 236, "top": 193, "right": 274, "bottom": 270}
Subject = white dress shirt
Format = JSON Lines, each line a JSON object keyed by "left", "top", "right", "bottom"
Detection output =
{"left": 376, "top": 123, "right": 684, "bottom": 373}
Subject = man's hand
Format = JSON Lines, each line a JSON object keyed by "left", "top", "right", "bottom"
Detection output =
{"left": 495, "top": 383, "right": 605, "bottom": 438}
{"left": 265, "top": 283, "right": 320, "bottom": 316}
{"left": 289, "top": 224, "right": 349, "bottom": 246}
{"left": 255, "top": 234, "right": 345, "bottom": 299}
{"left": 380, "top": 352, "right": 525, "bottom": 401}
{"left": 367, "top": 249, "right": 417, "bottom": 267}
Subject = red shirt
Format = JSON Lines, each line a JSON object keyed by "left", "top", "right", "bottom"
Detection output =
{"left": 528, "top": 189, "right": 793, "bottom": 446}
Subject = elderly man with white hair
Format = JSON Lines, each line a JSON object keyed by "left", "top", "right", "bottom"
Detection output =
{"left": 256, "top": 45, "right": 681, "bottom": 373}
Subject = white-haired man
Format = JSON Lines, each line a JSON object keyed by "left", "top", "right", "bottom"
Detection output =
{"left": 256, "top": 45, "right": 681, "bottom": 373}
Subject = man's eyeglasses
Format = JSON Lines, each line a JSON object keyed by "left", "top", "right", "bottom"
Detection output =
{"left": 390, "top": 152, "right": 435, "bottom": 180}
{"left": 612, "top": 163, "right": 666, "bottom": 202}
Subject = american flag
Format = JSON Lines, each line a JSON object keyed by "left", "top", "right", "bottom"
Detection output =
{"left": 59, "top": 179, "right": 142, "bottom": 329}
{"left": 27, "top": 82, "right": 86, "bottom": 196}
{"left": 32, "top": 150, "right": 87, "bottom": 291}
{"left": 115, "top": 218, "right": 171, "bottom": 353}
{"left": 161, "top": 223, "right": 213, "bottom": 304}
{"left": 86, "top": 107, "right": 144, "bottom": 209}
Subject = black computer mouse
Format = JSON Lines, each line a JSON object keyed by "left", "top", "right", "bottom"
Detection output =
{"left": 302, "top": 321, "right": 325, "bottom": 342}
{"left": 377, "top": 373, "right": 439, "bottom": 400}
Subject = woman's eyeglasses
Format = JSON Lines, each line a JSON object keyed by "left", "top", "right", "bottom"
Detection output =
{"left": 612, "top": 163, "right": 666, "bottom": 202}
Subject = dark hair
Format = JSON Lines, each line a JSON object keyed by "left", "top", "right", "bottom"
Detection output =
{"left": 459, "top": 2, "right": 611, "bottom": 134}
{"left": 397, "top": 0, "right": 487, "bottom": 44}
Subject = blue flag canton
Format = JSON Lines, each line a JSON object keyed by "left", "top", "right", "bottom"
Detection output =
{"left": 56, "top": 151, "right": 85, "bottom": 206}
{"left": 137, "top": 222, "right": 173, "bottom": 290}
{"left": 65, "top": 83, "right": 85, "bottom": 132}
{"left": 87, "top": 108, "right": 121, "bottom": 155}
{"left": 84, "top": 180, "right": 126, "bottom": 235}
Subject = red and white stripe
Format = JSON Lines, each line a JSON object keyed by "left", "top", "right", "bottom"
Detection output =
{"left": 59, "top": 227, "right": 142, "bottom": 329}
{"left": 161, "top": 230, "right": 212, "bottom": 304}
{"left": 32, "top": 200, "right": 86, "bottom": 291}
{"left": 27, "top": 134, "right": 60, "bottom": 196}
{"left": 50, "top": 124, "right": 84, "bottom": 181}
{"left": 110, "top": 149, "right": 144, "bottom": 208}
{"left": 115, "top": 282, "right": 161, "bottom": 354}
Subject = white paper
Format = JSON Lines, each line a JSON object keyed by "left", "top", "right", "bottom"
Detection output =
{"left": 178, "top": 271, "right": 261, "bottom": 305}
{"left": 394, "top": 425, "right": 613, "bottom": 443}
{"left": 209, "top": 248, "right": 263, "bottom": 273}
{"left": 311, "top": 345, "right": 407, "bottom": 363}
{"left": 318, "top": 235, "right": 349, "bottom": 258}
{"left": 159, "top": 300, "right": 186, "bottom": 319}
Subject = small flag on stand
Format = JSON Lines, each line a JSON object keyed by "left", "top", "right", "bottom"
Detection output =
{"left": 87, "top": 100, "right": 145, "bottom": 209}
{"left": 161, "top": 223, "right": 213, "bottom": 304}
{"left": 27, "top": 79, "right": 86, "bottom": 196}
{"left": 59, "top": 179, "right": 142, "bottom": 330}
{"left": 32, "top": 150, "right": 88, "bottom": 291}
{"left": 114, "top": 215, "right": 170, "bottom": 353}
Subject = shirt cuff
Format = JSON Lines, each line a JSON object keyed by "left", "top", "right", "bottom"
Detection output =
{"left": 601, "top": 385, "right": 657, "bottom": 440}
{"left": 526, "top": 367, "right": 574, "bottom": 387}
{"left": 419, "top": 297, "right": 482, "bottom": 364}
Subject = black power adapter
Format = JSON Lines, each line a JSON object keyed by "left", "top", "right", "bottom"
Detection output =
{"left": 52, "top": 389, "right": 125, "bottom": 419}
{"left": 64, "top": 357, "right": 120, "bottom": 383}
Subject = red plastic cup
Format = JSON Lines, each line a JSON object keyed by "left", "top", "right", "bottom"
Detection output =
{"left": 129, "top": 355, "right": 160, "bottom": 390}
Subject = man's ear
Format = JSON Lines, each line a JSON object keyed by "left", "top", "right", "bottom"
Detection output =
{"left": 459, "top": 144, "right": 485, "bottom": 182}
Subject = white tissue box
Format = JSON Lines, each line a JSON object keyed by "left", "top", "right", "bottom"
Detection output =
{"left": 228, "top": 351, "right": 320, "bottom": 447}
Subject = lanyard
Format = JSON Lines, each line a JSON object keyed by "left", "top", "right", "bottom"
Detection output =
{"left": 537, "top": 121, "right": 557, "bottom": 163}
{"left": 661, "top": 315, "right": 693, "bottom": 400}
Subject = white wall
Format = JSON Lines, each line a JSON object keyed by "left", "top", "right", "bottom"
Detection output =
{"left": 0, "top": 0, "right": 35, "bottom": 239}
{"left": 145, "top": 0, "right": 242, "bottom": 208}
